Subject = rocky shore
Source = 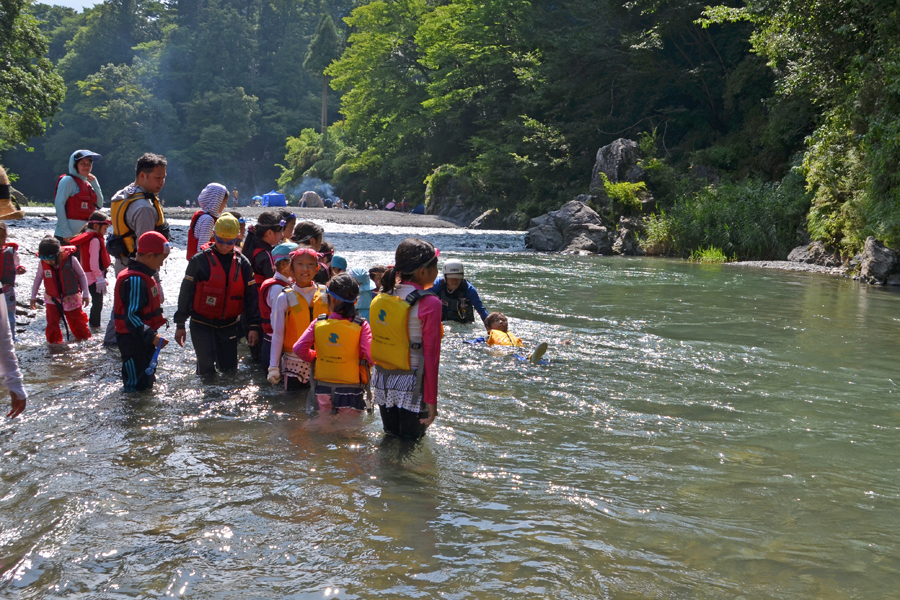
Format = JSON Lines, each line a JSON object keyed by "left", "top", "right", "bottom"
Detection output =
{"left": 164, "top": 206, "right": 462, "bottom": 229}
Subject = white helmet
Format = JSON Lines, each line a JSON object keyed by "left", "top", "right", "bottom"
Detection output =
{"left": 443, "top": 258, "right": 465, "bottom": 278}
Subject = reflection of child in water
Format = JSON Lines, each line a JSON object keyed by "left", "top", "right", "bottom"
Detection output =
{"left": 484, "top": 312, "right": 523, "bottom": 347}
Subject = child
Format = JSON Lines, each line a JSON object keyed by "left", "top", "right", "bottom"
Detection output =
{"left": 313, "top": 241, "right": 334, "bottom": 284}
{"left": 369, "top": 238, "right": 442, "bottom": 438}
{"left": 69, "top": 210, "right": 112, "bottom": 328}
{"left": 186, "top": 183, "right": 228, "bottom": 259}
{"left": 30, "top": 236, "right": 91, "bottom": 344}
{"left": 484, "top": 312, "right": 523, "bottom": 346}
{"left": 0, "top": 222, "right": 27, "bottom": 339}
{"left": 173, "top": 215, "right": 262, "bottom": 375}
{"left": 267, "top": 247, "right": 329, "bottom": 393}
{"left": 293, "top": 274, "right": 373, "bottom": 413}
{"left": 330, "top": 255, "right": 347, "bottom": 278}
{"left": 258, "top": 242, "right": 297, "bottom": 369}
{"left": 224, "top": 211, "right": 246, "bottom": 248}
{"left": 241, "top": 211, "right": 285, "bottom": 285}
{"left": 277, "top": 209, "right": 296, "bottom": 245}
{"left": 368, "top": 265, "right": 387, "bottom": 292}
{"left": 290, "top": 221, "right": 324, "bottom": 249}
{"left": 349, "top": 267, "right": 375, "bottom": 321}
{"left": 113, "top": 231, "right": 170, "bottom": 391}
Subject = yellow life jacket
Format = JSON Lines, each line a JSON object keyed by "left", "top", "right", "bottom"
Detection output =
{"left": 313, "top": 316, "right": 368, "bottom": 385}
{"left": 487, "top": 330, "right": 523, "bottom": 347}
{"left": 369, "top": 289, "right": 435, "bottom": 371}
{"left": 110, "top": 190, "right": 166, "bottom": 256}
{"left": 282, "top": 285, "right": 328, "bottom": 352}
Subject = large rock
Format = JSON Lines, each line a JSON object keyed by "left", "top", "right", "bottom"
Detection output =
{"left": 859, "top": 236, "right": 898, "bottom": 284}
{"left": 612, "top": 228, "right": 640, "bottom": 255}
{"left": 525, "top": 200, "right": 611, "bottom": 254}
{"left": 425, "top": 165, "right": 484, "bottom": 226}
{"left": 787, "top": 241, "right": 842, "bottom": 267}
{"left": 590, "top": 138, "right": 642, "bottom": 193}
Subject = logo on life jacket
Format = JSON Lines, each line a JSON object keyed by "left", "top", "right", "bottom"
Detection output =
{"left": 205, "top": 296, "right": 217, "bottom": 306}
{"left": 151, "top": 286, "right": 159, "bottom": 297}
{"left": 329, "top": 332, "right": 339, "bottom": 344}
{"left": 44, "top": 270, "right": 52, "bottom": 278}
{"left": 377, "top": 309, "right": 387, "bottom": 323}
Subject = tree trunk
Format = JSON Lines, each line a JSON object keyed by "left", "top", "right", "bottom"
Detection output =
{"left": 321, "top": 76, "right": 328, "bottom": 138}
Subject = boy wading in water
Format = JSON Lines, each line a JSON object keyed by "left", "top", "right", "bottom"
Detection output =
{"left": 31, "top": 236, "right": 91, "bottom": 344}
{"left": 113, "top": 232, "right": 170, "bottom": 391}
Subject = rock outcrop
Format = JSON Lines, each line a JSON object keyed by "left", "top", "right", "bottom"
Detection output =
{"left": 787, "top": 241, "right": 842, "bottom": 268}
{"left": 859, "top": 236, "right": 898, "bottom": 284}
{"left": 468, "top": 209, "right": 529, "bottom": 231}
{"left": 589, "top": 138, "right": 642, "bottom": 193}
{"left": 425, "top": 165, "right": 484, "bottom": 226}
{"left": 525, "top": 200, "right": 612, "bottom": 253}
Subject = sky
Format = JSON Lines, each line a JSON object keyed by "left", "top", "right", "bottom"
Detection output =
{"left": 47, "top": 0, "right": 103, "bottom": 11}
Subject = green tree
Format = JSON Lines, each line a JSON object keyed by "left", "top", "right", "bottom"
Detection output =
{"left": 304, "top": 13, "right": 341, "bottom": 136}
{"left": 0, "top": 0, "right": 65, "bottom": 151}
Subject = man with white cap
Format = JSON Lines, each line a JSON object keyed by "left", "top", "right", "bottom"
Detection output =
{"left": 428, "top": 258, "right": 489, "bottom": 325}
{"left": 54, "top": 149, "right": 104, "bottom": 242}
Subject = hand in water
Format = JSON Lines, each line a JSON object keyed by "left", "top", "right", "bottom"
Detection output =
{"left": 7, "top": 391, "right": 25, "bottom": 418}
{"left": 419, "top": 402, "right": 437, "bottom": 427}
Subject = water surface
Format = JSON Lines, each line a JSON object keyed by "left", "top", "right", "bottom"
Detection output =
{"left": 1, "top": 217, "right": 898, "bottom": 598}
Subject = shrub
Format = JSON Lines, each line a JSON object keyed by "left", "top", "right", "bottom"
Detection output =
{"left": 640, "top": 210, "right": 675, "bottom": 255}
{"left": 689, "top": 246, "right": 733, "bottom": 263}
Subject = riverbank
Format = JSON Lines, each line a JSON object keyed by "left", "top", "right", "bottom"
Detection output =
{"left": 728, "top": 260, "right": 849, "bottom": 277}
{"left": 164, "top": 206, "right": 463, "bottom": 229}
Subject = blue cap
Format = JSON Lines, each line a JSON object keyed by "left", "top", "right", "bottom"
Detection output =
{"left": 272, "top": 242, "right": 298, "bottom": 262}
{"left": 331, "top": 255, "right": 348, "bottom": 271}
{"left": 72, "top": 149, "right": 102, "bottom": 162}
{"left": 349, "top": 266, "right": 375, "bottom": 291}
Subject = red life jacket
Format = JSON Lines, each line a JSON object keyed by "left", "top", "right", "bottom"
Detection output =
{"left": 1, "top": 243, "right": 18, "bottom": 286}
{"left": 251, "top": 247, "right": 274, "bottom": 286}
{"left": 258, "top": 276, "right": 287, "bottom": 335}
{"left": 191, "top": 248, "right": 245, "bottom": 321}
{"left": 41, "top": 246, "right": 81, "bottom": 300}
{"left": 113, "top": 268, "right": 166, "bottom": 334}
{"left": 56, "top": 175, "right": 97, "bottom": 221}
{"left": 69, "top": 230, "right": 111, "bottom": 272}
{"left": 186, "top": 210, "right": 216, "bottom": 260}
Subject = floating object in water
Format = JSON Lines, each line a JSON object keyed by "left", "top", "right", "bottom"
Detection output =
{"left": 529, "top": 342, "right": 548, "bottom": 364}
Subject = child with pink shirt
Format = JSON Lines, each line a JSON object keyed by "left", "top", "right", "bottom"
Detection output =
{"left": 69, "top": 210, "right": 111, "bottom": 328}
{"left": 293, "top": 273, "right": 373, "bottom": 413}
{"left": 368, "top": 238, "right": 442, "bottom": 438}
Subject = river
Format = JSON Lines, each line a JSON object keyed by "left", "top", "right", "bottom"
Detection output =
{"left": 1, "top": 213, "right": 898, "bottom": 598}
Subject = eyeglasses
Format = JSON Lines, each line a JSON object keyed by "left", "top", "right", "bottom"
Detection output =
{"left": 214, "top": 235, "right": 237, "bottom": 245}
{"left": 237, "top": 218, "right": 246, "bottom": 224}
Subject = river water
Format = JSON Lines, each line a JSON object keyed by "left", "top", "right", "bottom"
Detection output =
{"left": 1, "top": 213, "right": 898, "bottom": 598}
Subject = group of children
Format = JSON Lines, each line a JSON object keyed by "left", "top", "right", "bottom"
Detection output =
{"left": 4, "top": 181, "right": 530, "bottom": 438}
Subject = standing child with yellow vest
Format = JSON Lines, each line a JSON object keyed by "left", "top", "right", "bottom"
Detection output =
{"left": 267, "top": 247, "right": 330, "bottom": 391}
{"left": 369, "top": 238, "right": 442, "bottom": 438}
{"left": 293, "top": 274, "right": 373, "bottom": 413}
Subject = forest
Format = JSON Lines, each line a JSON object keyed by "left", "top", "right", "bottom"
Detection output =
{"left": 2, "top": 0, "right": 898, "bottom": 259}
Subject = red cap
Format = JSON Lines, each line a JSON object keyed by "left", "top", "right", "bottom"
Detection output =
{"left": 137, "top": 231, "right": 170, "bottom": 254}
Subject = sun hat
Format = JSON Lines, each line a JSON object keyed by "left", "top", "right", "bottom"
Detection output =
{"left": 349, "top": 266, "right": 375, "bottom": 291}
{"left": 272, "top": 242, "right": 298, "bottom": 263}
{"left": 137, "top": 231, "right": 170, "bottom": 254}
{"left": 443, "top": 258, "right": 464, "bottom": 278}
{"left": 214, "top": 214, "right": 240, "bottom": 241}
{"left": 72, "top": 149, "right": 102, "bottom": 163}
{"left": 331, "top": 255, "right": 348, "bottom": 271}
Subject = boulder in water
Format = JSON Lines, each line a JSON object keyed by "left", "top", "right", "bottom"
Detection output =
{"left": 859, "top": 236, "right": 898, "bottom": 284}
{"left": 787, "top": 241, "right": 842, "bottom": 267}
{"left": 526, "top": 200, "right": 611, "bottom": 254}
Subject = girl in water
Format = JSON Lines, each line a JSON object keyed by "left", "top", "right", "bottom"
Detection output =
{"left": 369, "top": 238, "right": 442, "bottom": 438}
{"left": 267, "top": 247, "right": 329, "bottom": 393}
{"left": 293, "top": 273, "right": 373, "bottom": 413}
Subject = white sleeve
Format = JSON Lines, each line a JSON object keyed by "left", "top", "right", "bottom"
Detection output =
{"left": 0, "top": 301, "right": 26, "bottom": 399}
{"left": 269, "top": 292, "right": 288, "bottom": 368}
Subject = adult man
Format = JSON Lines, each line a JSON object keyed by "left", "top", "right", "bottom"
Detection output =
{"left": 428, "top": 259, "right": 489, "bottom": 325}
{"left": 103, "top": 153, "right": 171, "bottom": 345}
{"left": 174, "top": 215, "right": 261, "bottom": 375}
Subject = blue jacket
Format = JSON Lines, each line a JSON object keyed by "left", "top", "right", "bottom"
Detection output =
{"left": 428, "top": 277, "right": 488, "bottom": 323}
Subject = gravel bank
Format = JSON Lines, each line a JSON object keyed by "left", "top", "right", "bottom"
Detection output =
{"left": 728, "top": 260, "right": 849, "bottom": 277}
{"left": 164, "top": 206, "right": 463, "bottom": 229}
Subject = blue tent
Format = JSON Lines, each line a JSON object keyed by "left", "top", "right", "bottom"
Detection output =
{"left": 411, "top": 203, "right": 426, "bottom": 214}
{"left": 262, "top": 190, "right": 286, "bottom": 207}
